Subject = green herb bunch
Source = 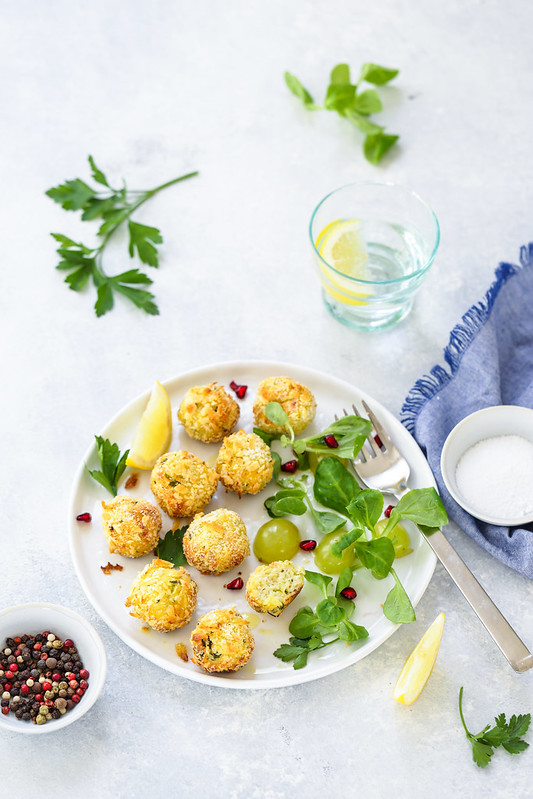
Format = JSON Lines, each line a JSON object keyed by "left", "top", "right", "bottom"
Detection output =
{"left": 285, "top": 62, "right": 400, "bottom": 164}
{"left": 274, "top": 568, "right": 369, "bottom": 669}
{"left": 46, "top": 156, "right": 198, "bottom": 317}
{"left": 459, "top": 687, "right": 531, "bottom": 768}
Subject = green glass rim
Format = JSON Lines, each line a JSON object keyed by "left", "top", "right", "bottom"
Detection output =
{"left": 309, "top": 181, "right": 441, "bottom": 286}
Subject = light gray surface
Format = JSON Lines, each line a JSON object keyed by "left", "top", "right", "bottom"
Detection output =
{"left": 1, "top": 1, "right": 532, "bottom": 796}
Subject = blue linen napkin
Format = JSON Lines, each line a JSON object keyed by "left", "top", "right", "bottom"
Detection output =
{"left": 401, "top": 243, "right": 533, "bottom": 580}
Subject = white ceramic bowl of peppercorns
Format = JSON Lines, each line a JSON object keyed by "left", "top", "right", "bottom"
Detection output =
{"left": 0, "top": 602, "right": 107, "bottom": 734}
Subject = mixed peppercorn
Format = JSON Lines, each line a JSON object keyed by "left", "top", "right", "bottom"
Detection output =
{"left": 0, "top": 631, "right": 89, "bottom": 725}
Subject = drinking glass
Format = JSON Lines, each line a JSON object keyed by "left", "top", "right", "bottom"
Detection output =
{"left": 309, "top": 182, "right": 440, "bottom": 330}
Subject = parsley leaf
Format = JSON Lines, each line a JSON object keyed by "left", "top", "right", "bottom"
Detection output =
{"left": 285, "top": 61, "right": 400, "bottom": 163}
{"left": 459, "top": 687, "right": 531, "bottom": 768}
{"left": 47, "top": 156, "right": 198, "bottom": 316}
{"left": 87, "top": 436, "right": 129, "bottom": 496}
{"left": 157, "top": 526, "right": 188, "bottom": 567}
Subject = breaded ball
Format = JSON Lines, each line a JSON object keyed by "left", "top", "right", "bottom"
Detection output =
{"left": 183, "top": 508, "right": 250, "bottom": 575}
{"left": 177, "top": 382, "right": 240, "bottom": 443}
{"left": 246, "top": 560, "right": 305, "bottom": 616}
{"left": 101, "top": 496, "right": 162, "bottom": 558}
{"left": 190, "top": 608, "right": 254, "bottom": 673}
{"left": 150, "top": 450, "right": 219, "bottom": 518}
{"left": 253, "top": 376, "right": 316, "bottom": 435}
{"left": 215, "top": 430, "right": 274, "bottom": 497}
{"left": 125, "top": 558, "right": 198, "bottom": 632}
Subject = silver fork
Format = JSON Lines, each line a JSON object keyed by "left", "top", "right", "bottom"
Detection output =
{"left": 345, "top": 399, "right": 533, "bottom": 674}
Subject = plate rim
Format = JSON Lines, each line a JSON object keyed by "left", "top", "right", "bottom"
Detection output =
{"left": 68, "top": 359, "right": 437, "bottom": 690}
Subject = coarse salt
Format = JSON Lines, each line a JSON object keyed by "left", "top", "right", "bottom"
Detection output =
{"left": 455, "top": 434, "right": 533, "bottom": 520}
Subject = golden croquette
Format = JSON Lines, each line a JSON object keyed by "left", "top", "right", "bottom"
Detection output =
{"left": 190, "top": 608, "right": 254, "bottom": 673}
{"left": 101, "top": 496, "right": 162, "bottom": 558}
{"left": 150, "top": 450, "right": 219, "bottom": 518}
{"left": 253, "top": 376, "right": 316, "bottom": 435}
{"left": 125, "top": 558, "right": 198, "bottom": 632}
{"left": 215, "top": 430, "right": 274, "bottom": 496}
{"left": 183, "top": 508, "right": 250, "bottom": 575}
{"left": 245, "top": 560, "right": 305, "bottom": 617}
{"left": 177, "top": 382, "right": 240, "bottom": 443}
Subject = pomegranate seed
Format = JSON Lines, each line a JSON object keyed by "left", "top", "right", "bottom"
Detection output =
{"left": 225, "top": 577, "right": 244, "bottom": 590}
{"left": 384, "top": 505, "right": 394, "bottom": 518}
{"left": 374, "top": 434, "right": 383, "bottom": 449}
{"left": 79, "top": 669, "right": 89, "bottom": 680}
{"left": 280, "top": 459, "right": 298, "bottom": 473}
{"left": 72, "top": 694, "right": 81, "bottom": 704}
{"left": 324, "top": 434, "right": 339, "bottom": 448}
{"left": 340, "top": 587, "right": 357, "bottom": 600}
{"left": 229, "top": 381, "right": 247, "bottom": 399}
{"left": 299, "top": 539, "right": 317, "bottom": 551}
{"left": 76, "top": 512, "right": 92, "bottom": 523}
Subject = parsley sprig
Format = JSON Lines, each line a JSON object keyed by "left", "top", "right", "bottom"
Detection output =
{"left": 87, "top": 436, "right": 129, "bottom": 496}
{"left": 46, "top": 156, "right": 198, "bottom": 316}
{"left": 157, "top": 526, "right": 189, "bottom": 567}
{"left": 459, "top": 687, "right": 531, "bottom": 768}
{"left": 285, "top": 62, "right": 399, "bottom": 164}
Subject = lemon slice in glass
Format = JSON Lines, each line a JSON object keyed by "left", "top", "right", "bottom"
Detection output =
{"left": 393, "top": 612, "right": 445, "bottom": 705}
{"left": 316, "top": 220, "right": 369, "bottom": 305}
{"left": 126, "top": 381, "right": 172, "bottom": 470}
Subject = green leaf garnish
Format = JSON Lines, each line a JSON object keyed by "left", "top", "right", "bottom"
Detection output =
{"left": 459, "top": 687, "right": 530, "bottom": 768}
{"left": 157, "top": 527, "right": 188, "bottom": 567}
{"left": 285, "top": 61, "right": 400, "bottom": 163}
{"left": 46, "top": 156, "right": 198, "bottom": 316}
{"left": 87, "top": 436, "right": 129, "bottom": 496}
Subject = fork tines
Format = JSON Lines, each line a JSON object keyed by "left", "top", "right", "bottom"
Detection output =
{"left": 350, "top": 400, "right": 394, "bottom": 461}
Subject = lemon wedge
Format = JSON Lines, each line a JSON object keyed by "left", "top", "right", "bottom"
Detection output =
{"left": 126, "top": 381, "right": 172, "bottom": 470}
{"left": 393, "top": 612, "right": 445, "bottom": 705}
{"left": 316, "top": 219, "right": 369, "bottom": 305}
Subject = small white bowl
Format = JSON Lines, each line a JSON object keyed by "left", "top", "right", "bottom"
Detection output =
{"left": 0, "top": 602, "right": 106, "bottom": 734}
{"left": 440, "top": 405, "right": 533, "bottom": 526}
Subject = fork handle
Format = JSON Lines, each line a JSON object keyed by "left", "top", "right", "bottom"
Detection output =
{"left": 424, "top": 529, "right": 533, "bottom": 673}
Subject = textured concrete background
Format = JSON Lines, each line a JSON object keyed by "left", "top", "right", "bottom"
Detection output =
{"left": 1, "top": 1, "right": 532, "bottom": 796}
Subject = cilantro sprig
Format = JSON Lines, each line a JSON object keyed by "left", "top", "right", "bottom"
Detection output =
{"left": 46, "top": 156, "right": 198, "bottom": 316}
{"left": 285, "top": 62, "right": 400, "bottom": 164}
{"left": 459, "top": 687, "right": 531, "bottom": 768}
{"left": 274, "top": 568, "right": 368, "bottom": 669}
{"left": 87, "top": 436, "right": 129, "bottom": 496}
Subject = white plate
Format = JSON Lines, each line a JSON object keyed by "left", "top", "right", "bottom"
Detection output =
{"left": 68, "top": 361, "right": 437, "bottom": 689}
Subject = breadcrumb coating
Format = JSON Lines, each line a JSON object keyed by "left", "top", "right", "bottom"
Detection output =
{"left": 101, "top": 496, "right": 162, "bottom": 558}
{"left": 190, "top": 607, "right": 254, "bottom": 673}
{"left": 215, "top": 430, "right": 274, "bottom": 496}
{"left": 150, "top": 450, "right": 219, "bottom": 518}
{"left": 125, "top": 558, "right": 198, "bottom": 632}
{"left": 246, "top": 560, "right": 305, "bottom": 616}
{"left": 178, "top": 382, "right": 240, "bottom": 443}
{"left": 183, "top": 508, "right": 250, "bottom": 575}
{"left": 253, "top": 376, "right": 316, "bottom": 435}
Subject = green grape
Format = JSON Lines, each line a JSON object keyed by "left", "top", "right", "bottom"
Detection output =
{"left": 314, "top": 530, "right": 358, "bottom": 575}
{"left": 374, "top": 518, "right": 412, "bottom": 558}
{"left": 253, "top": 519, "right": 301, "bottom": 563}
